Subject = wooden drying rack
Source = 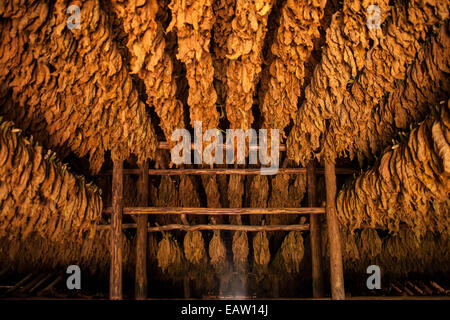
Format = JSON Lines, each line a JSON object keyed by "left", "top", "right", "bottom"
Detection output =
{"left": 101, "top": 142, "right": 347, "bottom": 300}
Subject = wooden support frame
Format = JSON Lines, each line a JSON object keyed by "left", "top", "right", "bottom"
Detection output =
{"left": 104, "top": 158, "right": 346, "bottom": 300}
{"left": 324, "top": 158, "right": 345, "bottom": 300}
{"left": 135, "top": 161, "right": 148, "bottom": 300}
{"left": 307, "top": 162, "right": 324, "bottom": 298}
{"left": 110, "top": 160, "right": 123, "bottom": 300}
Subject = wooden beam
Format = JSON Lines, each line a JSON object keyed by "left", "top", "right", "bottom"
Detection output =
{"left": 135, "top": 161, "right": 148, "bottom": 300}
{"left": 103, "top": 207, "right": 325, "bottom": 215}
{"left": 325, "top": 158, "right": 345, "bottom": 300}
{"left": 97, "top": 223, "right": 310, "bottom": 232}
{"left": 307, "top": 161, "right": 324, "bottom": 298}
{"left": 39, "top": 275, "right": 63, "bottom": 294}
{"left": 99, "top": 167, "right": 359, "bottom": 176}
{"left": 147, "top": 224, "right": 310, "bottom": 232}
{"left": 19, "top": 274, "right": 47, "bottom": 293}
{"left": 4, "top": 273, "right": 33, "bottom": 295}
{"left": 29, "top": 274, "right": 52, "bottom": 294}
{"left": 158, "top": 141, "right": 287, "bottom": 151}
{"left": 110, "top": 160, "right": 123, "bottom": 300}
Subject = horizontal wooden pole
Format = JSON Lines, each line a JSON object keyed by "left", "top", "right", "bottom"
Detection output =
{"left": 158, "top": 141, "right": 287, "bottom": 151}
{"left": 102, "top": 207, "right": 325, "bottom": 215}
{"left": 99, "top": 167, "right": 359, "bottom": 176}
{"left": 97, "top": 222, "right": 400, "bottom": 231}
{"left": 97, "top": 223, "right": 310, "bottom": 232}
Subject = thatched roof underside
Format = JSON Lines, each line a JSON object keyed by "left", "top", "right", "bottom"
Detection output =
{"left": 0, "top": 0, "right": 449, "bottom": 282}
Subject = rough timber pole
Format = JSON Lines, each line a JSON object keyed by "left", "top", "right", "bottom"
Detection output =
{"left": 324, "top": 158, "right": 345, "bottom": 300}
{"left": 110, "top": 160, "right": 123, "bottom": 300}
{"left": 307, "top": 161, "right": 324, "bottom": 298}
{"left": 135, "top": 161, "right": 149, "bottom": 300}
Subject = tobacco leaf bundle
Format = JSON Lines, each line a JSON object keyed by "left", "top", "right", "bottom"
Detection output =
{"left": 232, "top": 230, "right": 249, "bottom": 270}
{"left": 110, "top": 0, "right": 185, "bottom": 145}
{"left": 359, "top": 228, "right": 382, "bottom": 258}
{"left": 0, "top": 118, "right": 102, "bottom": 243}
{"left": 0, "top": 0, "right": 157, "bottom": 173}
{"left": 268, "top": 174, "right": 296, "bottom": 225}
{"left": 287, "top": 0, "right": 390, "bottom": 164}
{"left": 147, "top": 232, "right": 158, "bottom": 269}
{"left": 179, "top": 176, "right": 201, "bottom": 207}
{"left": 326, "top": 228, "right": 450, "bottom": 277}
{"left": 228, "top": 174, "right": 244, "bottom": 224}
{"left": 288, "top": 174, "right": 307, "bottom": 207}
{"left": 337, "top": 102, "right": 450, "bottom": 238}
{"left": 253, "top": 231, "right": 270, "bottom": 269}
{"left": 168, "top": 0, "right": 219, "bottom": 132}
{"left": 156, "top": 233, "right": 185, "bottom": 276}
{"left": 278, "top": 231, "right": 305, "bottom": 274}
{"left": 156, "top": 176, "right": 179, "bottom": 225}
{"left": 225, "top": 0, "right": 273, "bottom": 130}
{"left": 179, "top": 176, "right": 202, "bottom": 224}
{"left": 0, "top": 228, "right": 134, "bottom": 277}
{"left": 379, "top": 229, "right": 450, "bottom": 277}
{"left": 260, "top": 0, "right": 326, "bottom": 137}
{"left": 212, "top": 0, "right": 235, "bottom": 105}
{"left": 208, "top": 230, "right": 228, "bottom": 270}
{"left": 354, "top": 22, "right": 450, "bottom": 160}
{"left": 326, "top": 2, "right": 449, "bottom": 162}
{"left": 183, "top": 231, "right": 207, "bottom": 265}
{"left": 202, "top": 175, "right": 223, "bottom": 224}
{"left": 249, "top": 175, "right": 269, "bottom": 225}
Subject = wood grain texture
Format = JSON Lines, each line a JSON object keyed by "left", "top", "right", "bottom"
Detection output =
{"left": 308, "top": 161, "right": 324, "bottom": 298}
{"left": 135, "top": 161, "right": 148, "bottom": 300}
{"left": 110, "top": 160, "right": 123, "bottom": 300}
{"left": 325, "top": 158, "right": 345, "bottom": 300}
{"left": 103, "top": 207, "right": 325, "bottom": 215}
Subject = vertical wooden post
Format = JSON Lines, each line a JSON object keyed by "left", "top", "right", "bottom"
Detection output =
{"left": 307, "top": 161, "right": 324, "bottom": 298}
{"left": 273, "top": 276, "right": 280, "bottom": 298}
{"left": 324, "top": 158, "right": 345, "bottom": 300}
{"left": 110, "top": 160, "right": 123, "bottom": 300}
{"left": 183, "top": 278, "right": 191, "bottom": 299}
{"left": 135, "top": 160, "right": 149, "bottom": 300}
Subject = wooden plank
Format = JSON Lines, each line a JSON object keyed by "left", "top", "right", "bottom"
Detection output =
{"left": 29, "top": 274, "right": 52, "bottom": 293}
{"left": 4, "top": 273, "right": 33, "bottom": 295}
{"left": 146, "top": 223, "right": 309, "bottom": 232}
{"left": 430, "top": 281, "right": 446, "bottom": 294}
{"left": 110, "top": 160, "right": 123, "bottom": 300}
{"left": 135, "top": 161, "right": 148, "bottom": 300}
{"left": 39, "top": 275, "right": 63, "bottom": 294}
{"left": 421, "top": 282, "right": 433, "bottom": 295}
{"left": 391, "top": 283, "right": 403, "bottom": 294}
{"left": 307, "top": 161, "right": 324, "bottom": 298}
{"left": 325, "top": 158, "right": 346, "bottom": 300}
{"left": 103, "top": 207, "right": 325, "bottom": 215}
{"left": 100, "top": 167, "right": 359, "bottom": 176}
{"left": 407, "top": 281, "right": 424, "bottom": 295}
{"left": 19, "top": 273, "right": 47, "bottom": 293}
